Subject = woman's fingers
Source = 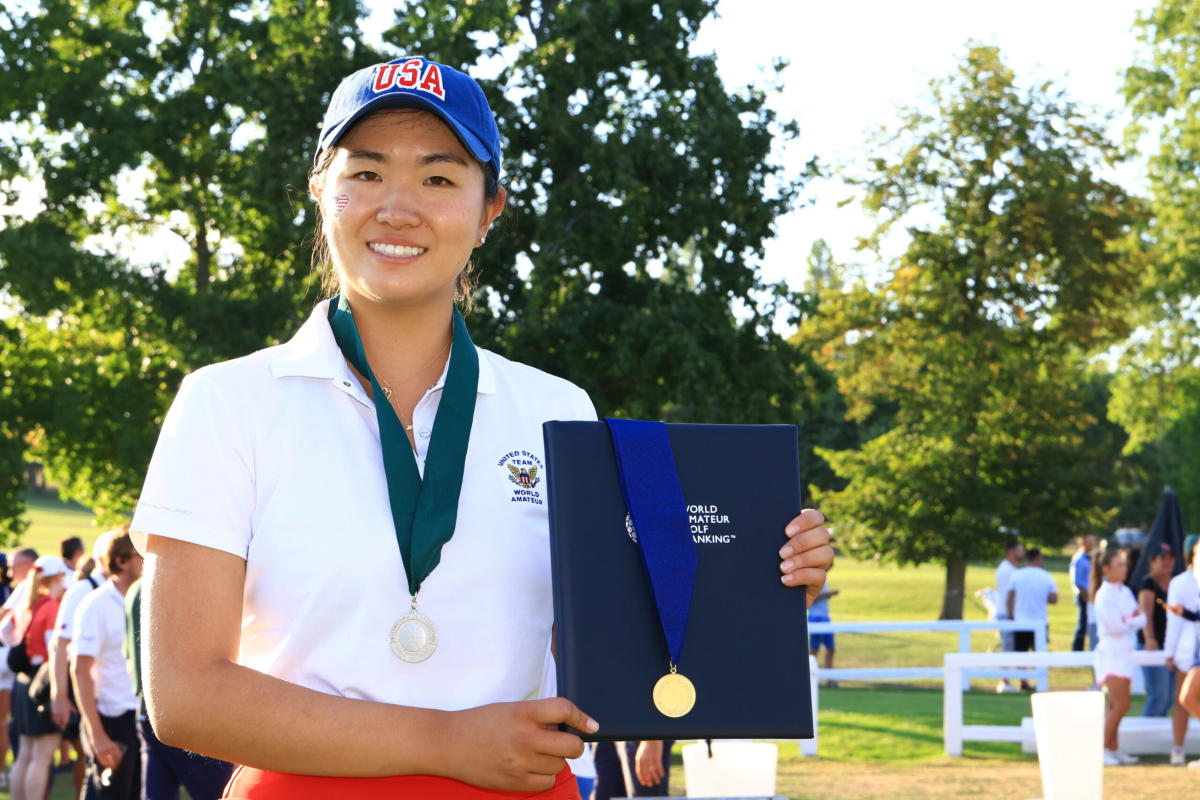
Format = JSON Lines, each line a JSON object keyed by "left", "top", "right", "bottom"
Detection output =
{"left": 779, "top": 509, "right": 833, "bottom": 605}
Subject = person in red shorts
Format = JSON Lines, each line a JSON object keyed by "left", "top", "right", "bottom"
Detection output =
{"left": 129, "top": 55, "right": 835, "bottom": 800}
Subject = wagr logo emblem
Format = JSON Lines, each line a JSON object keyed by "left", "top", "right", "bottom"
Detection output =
{"left": 625, "top": 505, "right": 739, "bottom": 545}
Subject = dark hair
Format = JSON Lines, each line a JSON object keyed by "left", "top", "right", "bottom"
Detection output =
{"left": 1090, "top": 545, "right": 1123, "bottom": 599}
{"left": 105, "top": 529, "right": 137, "bottom": 577}
{"left": 15, "top": 547, "right": 38, "bottom": 562}
{"left": 1025, "top": 548, "right": 1042, "bottom": 563}
{"left": 307, "top": 110, "right": 503, "bottom": 312}
{"left": 1004, "top": 539, "right": 1023, "bottom": 554}
{"left": 61, "top": 536, "right": 84, "bottom": 562}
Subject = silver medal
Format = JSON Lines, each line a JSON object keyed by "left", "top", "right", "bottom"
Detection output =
{"left": 389, "top": 608, "right": 437, "bottom": 663}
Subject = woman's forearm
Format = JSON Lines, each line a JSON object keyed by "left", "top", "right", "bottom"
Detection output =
{"left": 148, "top": 655, "right": 462, "bottom": 777}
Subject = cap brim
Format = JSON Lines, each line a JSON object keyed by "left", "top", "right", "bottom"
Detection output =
{"left": 318, "top": 93, "right": 493, "bottom": 169}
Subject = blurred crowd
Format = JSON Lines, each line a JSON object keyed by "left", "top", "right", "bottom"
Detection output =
{"left": 988, "top": 535, "right": 1200, "bottom": 768}
{"left": 0, "top": 530, "right": 232, "bottom": 800}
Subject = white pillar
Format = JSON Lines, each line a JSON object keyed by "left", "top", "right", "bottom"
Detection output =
{"left": 800, "top": 654, "right": 819, "bottom": 756}
{"left": 944, "top": 657, "right": 964, "bottom": 756}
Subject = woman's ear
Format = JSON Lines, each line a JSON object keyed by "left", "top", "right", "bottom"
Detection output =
{"left": 309, "top": 178, "right": 323, "bottom": 201}
{"left": 477, "top": 185, "right": 507, "bottom": 242}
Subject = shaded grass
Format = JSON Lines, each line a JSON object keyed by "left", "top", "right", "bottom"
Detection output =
{"left": 13, "top": 493, "right": 101, "bottom": 559}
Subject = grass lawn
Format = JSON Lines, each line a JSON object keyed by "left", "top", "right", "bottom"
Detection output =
{"left": 11, "top": 493, "right": 104, "bottom": 560}
{"left": 8, "top": 496, "right": 1182, "bottom": 798}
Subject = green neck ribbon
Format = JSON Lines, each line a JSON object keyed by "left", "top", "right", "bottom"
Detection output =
{"left": 328, "top": 295, "right": 479, "bottom": 597}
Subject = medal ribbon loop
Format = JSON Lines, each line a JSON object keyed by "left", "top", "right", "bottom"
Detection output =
{"left": 604, "top": 418, "right": 698, "bottom": 667}
{"left": 328, "top": 295, "right": 479, "bottom": 597}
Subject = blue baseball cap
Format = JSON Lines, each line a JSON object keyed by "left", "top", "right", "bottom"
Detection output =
{"left": 315, "top": 56, "right": 501, "bottom": 177}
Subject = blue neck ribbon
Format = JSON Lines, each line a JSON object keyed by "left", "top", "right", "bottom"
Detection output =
{"left": 604, "top": 418, "right": 698, "bottom": 667}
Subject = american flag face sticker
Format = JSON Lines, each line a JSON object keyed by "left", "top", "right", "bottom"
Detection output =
{"left": 334, "top": 194, "right": 350, "bottom": 216}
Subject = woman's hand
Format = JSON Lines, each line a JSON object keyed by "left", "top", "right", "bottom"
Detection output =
{"left": 447, "top": 697, "right": 596, "bottom": 792}
{"left": 50, "top": 693, "right": 74, "bottom": 731}
{"left": 779, "top": 509, "right": 834, "bottom": 606}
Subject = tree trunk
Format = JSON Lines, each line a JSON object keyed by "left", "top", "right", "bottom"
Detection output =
{"left": 939, "top": 556, "right": 967, "bottom": 620}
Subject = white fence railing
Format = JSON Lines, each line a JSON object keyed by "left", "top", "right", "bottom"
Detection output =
{"left": 942, "top": 650, "right": 1171, "bottom": 756}
{"left": 807, "top": 619, "right": 1049, "bottom": 688}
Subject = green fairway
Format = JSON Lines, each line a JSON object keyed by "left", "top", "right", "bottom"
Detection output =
{"left": 10, "top": 493, "right": 102, "bottom": 559}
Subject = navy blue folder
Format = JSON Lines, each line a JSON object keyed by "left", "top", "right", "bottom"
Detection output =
{"left": 543, "top": 420, "right": 814, "bottom": 741}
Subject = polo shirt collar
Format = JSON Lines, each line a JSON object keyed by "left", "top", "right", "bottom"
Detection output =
{"left": 270, "top": 299, "right": 496, "bottom": 395}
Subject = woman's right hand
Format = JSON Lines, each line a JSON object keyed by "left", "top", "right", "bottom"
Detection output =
{"left": 447, "top": 698, "right": 597, "bottom": 792}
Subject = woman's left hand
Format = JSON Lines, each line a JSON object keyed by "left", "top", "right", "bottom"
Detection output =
{"left": 779, "top": 508, "right": 834, "bottom": 607}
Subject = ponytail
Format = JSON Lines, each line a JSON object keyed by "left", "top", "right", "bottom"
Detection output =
{"left": 1090, "top": 543, "right": 1121, "bottom": 600}
{"left": 74, "top": 556, "right": 96, "bottom": 583}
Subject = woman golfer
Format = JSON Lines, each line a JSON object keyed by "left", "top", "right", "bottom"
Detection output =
{"left": 131, "top": 56, "right": 833, "bottom": 799}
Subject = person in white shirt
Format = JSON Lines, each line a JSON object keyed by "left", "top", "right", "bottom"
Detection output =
{"left": 127, "top": 54, "right": 836, "bottom": 800}
{"left": 1163, "top": 534, "right": 1200, "bottom": 767}
{"left": 994, "top": 539, "right": 1025, "bottom": 692}
{"left": 71, "top": 531, "right": 144, "bottom": 799}
{"left": 49, "top": 529, "right": 117, "bottom": 796}
{"left": 1092, "top": 547, "right": 1145, "bottom": 766}
{"left": 1006, "top": 548, "right": 1057, "bottom": 654}
{"left": 0, "top": 547, "right": 37, "bottom": 791}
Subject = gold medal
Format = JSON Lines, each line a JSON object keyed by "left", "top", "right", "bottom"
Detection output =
{"left": 652, "top": 667, "right": 696, "bottom": 718}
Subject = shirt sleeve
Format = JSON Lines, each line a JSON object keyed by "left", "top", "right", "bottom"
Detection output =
{"left": 71, "top": 595, "right": 102, "bottom": 660}
{"left": 1096, "top": 585, "right": 1144, "bottom": 637}
{"left": 130, "top": 368, "right": 256, "bottom": 559}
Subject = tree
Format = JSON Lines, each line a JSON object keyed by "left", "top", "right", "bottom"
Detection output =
{"left": 1111, "top": 0, "right": 1200, "bottom": 527}
{"left": 0, "top": 0, "right": 814, "bottom": 538}
{"left": 802, "top": 45, "right": 1144, "bottom": 618}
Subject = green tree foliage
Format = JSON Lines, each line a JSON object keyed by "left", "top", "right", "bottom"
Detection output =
{"left": 802, "top": 46, "right": 1144, "bottom": 618}
{"left": 0, "top": 0, "right": 813, "bottom": 540}
{"left": 1112, "top": 0, "right": 1200, "bottom": 527}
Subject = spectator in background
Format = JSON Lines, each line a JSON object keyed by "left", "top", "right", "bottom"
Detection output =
{"left": 0, "top": 547, "right": 37, "bottom": 789}
{"left": 72, "top": 531, "right": 144, "bottom": 800}
{"left": 593, "top": 740, "right": 673, "bottom": 800}
{"left": 1070, "top": 534, "right": 1097, "bottom": 651}
{"left": 1163, "top": 534, "right": 1200, "bottom": 767}
{"left": 1092, "top": 547, "right": 1145, "bottom": 766}
{"left": 51, "top": 529, "right": 118, "bottom": 797}
{"left": 995, "top": 539, "right": 1025, "bottom": 693}
{"left": 1008, "top": 548, "right": 1058, "bottom": 690}
{"left": 1137, "top": 542, "right": 1176, "bottom": 718}
{"left": 808, "top": 577, "right": 840, "bottom": 684}
{"left": 7, "top": 555, "right": 71, "bottom": 800}
{"left": 60, "top": 537, "right": 85, "bottom": 583}
{"left": 0, "top": 553, "right": 10, "bottom": 792}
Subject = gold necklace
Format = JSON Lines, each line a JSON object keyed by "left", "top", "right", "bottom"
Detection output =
{"left": 377, "top": 383, "right": 415, "bottom": 432}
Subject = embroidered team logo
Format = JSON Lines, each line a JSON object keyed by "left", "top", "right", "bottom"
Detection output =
{"left": 498, "top": 450, "right": 545, "bottom": 506}
{"left": 507, "top": 464, "right": 540, "bottom": 489}
{"left": 372, "top": 59, "right": 446, "bottom": 100}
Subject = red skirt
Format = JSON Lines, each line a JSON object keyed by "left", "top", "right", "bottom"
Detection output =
{"left": 223, "top": 764, "right": 580, "bottom": 800}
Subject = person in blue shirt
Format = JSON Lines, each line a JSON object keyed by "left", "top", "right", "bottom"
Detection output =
{"left": 809, "top": 578, "right": 840, "bottom": 686}
{"left": 1070, "top": 534, "right": 1097, "bottom": 651}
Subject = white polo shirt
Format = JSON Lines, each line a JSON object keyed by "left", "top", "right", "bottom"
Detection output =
{"left": 71, "top": 581, "right": 139, "bottom": 717}
{"left": 131, "top": 299, "right": 596, "bottom": 711}
{"left": 1010, "top": 566, "right": 1058, "bottom": 622}
{"left": 53, "top": 571, "right": 101, "bottom": 643}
